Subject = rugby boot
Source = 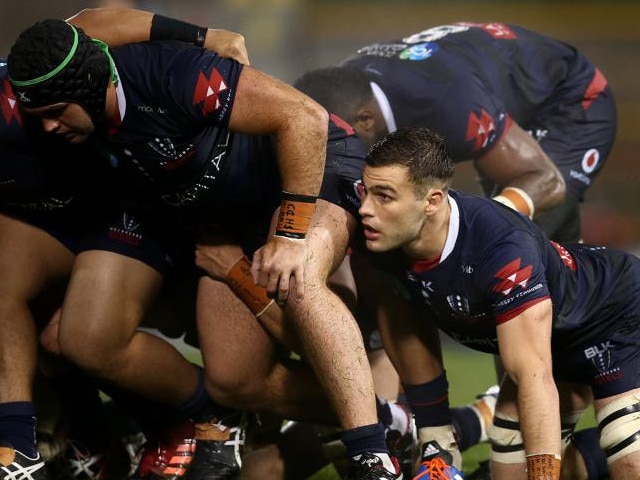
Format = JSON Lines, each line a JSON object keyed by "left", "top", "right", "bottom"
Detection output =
{"left": 0, "top": 446, "right": 51, "bottom": 480}
{"left": 413, "top": 441, "right": 463, "bottom": 480}
{"left": 133, "top": 421, "right": 196, "bottom": 480}
{"left": 183, "top": 414, "right": 245, "bottom": 480}
{"left": 385, "top": 403, "right": 417, "bottom": 478}
{"left": 345, "top": 452, "right": 403, "bottom": 480}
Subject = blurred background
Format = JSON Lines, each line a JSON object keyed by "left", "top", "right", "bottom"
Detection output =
{"left": 1, "top": 0, "right": 638, "bottom": 252}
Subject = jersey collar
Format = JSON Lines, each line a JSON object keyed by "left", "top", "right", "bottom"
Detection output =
{"left": 370, "top": 81, "right": 397, "bottom": 134}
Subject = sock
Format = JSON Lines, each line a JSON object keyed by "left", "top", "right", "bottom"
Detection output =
{"left": 176, "top": 366, "right": 235, "bottom": 423}
{"left": 403, "top": 372, "right": 451, "bottom": 428}
{"left": 0, "top": 402, "right": 38, "bottom": 457}
{"left": 571, "top": 428, "right": 608, "bottom": 480}
{"left": 376, "top": 396, "right": 410, "bottom": 435}
{"left": 451, "top": 406, "right": 482, "bottom": 451}
{"left": 342, "top": 422, "right": 388, "bottom": 457}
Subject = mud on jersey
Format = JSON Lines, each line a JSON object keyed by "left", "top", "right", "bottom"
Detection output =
{"left": 398, "top": 190, "right": 640, "bottom": 355}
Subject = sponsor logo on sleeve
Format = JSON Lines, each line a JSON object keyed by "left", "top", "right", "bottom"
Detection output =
{"left": 0, "top": 79, "right": 21, "bottom": 125}
{"left": 192, "top": 68, "right": 228, "bottom": 115}
{"left": 465, "top": 109, "right": 496, "bottom": 152}
{"left": 492, "top": 258, "right": 532, "bottom": 296}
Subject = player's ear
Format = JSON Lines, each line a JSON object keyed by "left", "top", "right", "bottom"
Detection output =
{"left": 425, "top": 188, "right": 446, "bottom": 213}
{"left": 354, "top": 108, "right": 375, "bottom": 132}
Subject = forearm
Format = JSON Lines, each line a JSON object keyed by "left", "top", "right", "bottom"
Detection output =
{"left": 67, "top": 8, "right": 153, "bottom": 46}
{"left": 274, "top": 103, "right": 328, "bottom": 198}
{"left": 517, "top": 367, "right": 562, "bottom": 477}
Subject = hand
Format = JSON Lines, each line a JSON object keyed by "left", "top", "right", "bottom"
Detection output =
{"left": 251, "top": 236, "right": 307, "bottom": 304}
{"left": 195, "top": 233, "right": 244, "bottom": 281}
{"left": 204, "top": 29, "right": 250, "bottom": 65}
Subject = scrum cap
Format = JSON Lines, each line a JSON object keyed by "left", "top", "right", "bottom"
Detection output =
{"left": 7, "top": 19, "right": 116, "bottom": 127}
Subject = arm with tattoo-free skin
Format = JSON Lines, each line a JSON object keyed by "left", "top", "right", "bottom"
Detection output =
{"left": 66, "top": 7, "right": 250, "bottom": 65}
{"left": 494, "top": 299, "right": 561, "bottom": 480}
{"left": 475, "top": 122, "right": 566, "bottom": 218}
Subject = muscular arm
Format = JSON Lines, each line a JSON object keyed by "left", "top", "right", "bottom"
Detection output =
{"left": 475, "top": 122, "right": 566, "bottom": 215}
{"left": 497, "top": 299, "right": 561, "bottom": 458}
{"left": 67, "top": 8, "right": 250, "bottom": 64}
{"left": 229, "top": 66, "right": 328, "bottom": 198}
{"left": 230, "top": 67, "right": 329, "bottom": 301}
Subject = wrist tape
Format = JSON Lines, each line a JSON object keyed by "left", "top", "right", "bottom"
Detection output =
{"left": 275, "top": 192, "right": 317, "bottom": 240}
{"left": 226, "top": 256, "right": 274, "bottom": 316}
{"left": 493, "top": 187, "right": 535, "bottom": 218}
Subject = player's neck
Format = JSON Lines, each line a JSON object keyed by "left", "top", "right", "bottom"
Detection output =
{"left": 405, "top": 197, "right": 451, "bottom": 261}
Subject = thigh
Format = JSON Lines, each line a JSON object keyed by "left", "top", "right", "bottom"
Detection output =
{"left": 59, "top": 250, "right": 163, "bottom": 345}
{"left": 196, "top": 275, "right": 282, "bottom": 386}
{"left": 0, "top": 212, "right": 74, "bottom": 298}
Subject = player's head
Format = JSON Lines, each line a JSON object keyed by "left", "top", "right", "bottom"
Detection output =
{"left": 358, "top": 127, "right": 454, "bottom": 253}
{"left": 367, "top": 126, "right": 454, "bottom": 196}
{"left": 294, "top": 66, "right": 386, "bottom": 148}
{"left": 8, "top": 19, "right": 115, "bottom": 138}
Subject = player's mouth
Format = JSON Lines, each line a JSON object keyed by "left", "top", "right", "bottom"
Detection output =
{"left": 362, "top": 223, "right": 380, "bottom": 241}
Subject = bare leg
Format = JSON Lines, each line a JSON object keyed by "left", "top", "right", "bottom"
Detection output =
{"left": 0, "top": 214, "right": 74, "bottom": 405}
{"left": 283, "top": 200, "right": 377, "bottom": 430}
{"left": 58, "top": 251, "right": 200, "bottom": 406}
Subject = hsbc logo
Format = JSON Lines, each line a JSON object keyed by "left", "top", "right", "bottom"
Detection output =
{"left": 492, "top": 258, "right": 532, "bottom": 296}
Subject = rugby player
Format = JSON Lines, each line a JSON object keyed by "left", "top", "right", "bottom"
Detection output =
{"left": 358, "top": 126, "right": 640, "bottom": 480}
{"left": 7, "top": 17, "right": 400, "bottom": 480}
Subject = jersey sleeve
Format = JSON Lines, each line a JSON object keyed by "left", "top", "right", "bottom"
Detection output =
{"left": 436, "top": 78, "right": 509, "bottom": 160}
{"left": 476, "top": 229, "right": 551, "bottom": 324}
{"left": 164, "top": 46, "right": 244, "bottom": 127}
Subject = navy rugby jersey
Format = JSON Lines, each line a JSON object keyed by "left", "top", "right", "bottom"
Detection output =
{"left": 105, "top": 41, "right": 243, "bottom": 209}
{"left": 342, "top": 22, "right": 603, "bottom": 162}
{"left": 394, "top": 190, "right": 640, "bottom": 355}
{"left": 104, "top": 42, "right": 364, "bottom": 221}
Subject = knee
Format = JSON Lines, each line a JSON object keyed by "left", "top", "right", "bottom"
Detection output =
{"left": 203, "top": 363, "right": 266, "bottom": 410}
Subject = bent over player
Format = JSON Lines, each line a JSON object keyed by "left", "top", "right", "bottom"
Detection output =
{"left": 7, "top": 18, "right": 400, "bottom": 479}
{"left": 294, "top": 21, "right": 617, "bottom": 242}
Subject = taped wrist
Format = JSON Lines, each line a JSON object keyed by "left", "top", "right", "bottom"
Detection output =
{"left": 150, "top": 14, "right": 207, "bottom": 47}
{"left": 526, "top": 453, "right": 561, "bottom": 480}
{"left": 225, "top": 256, "right": 274, "bottom": 316}
{"left": 274, "top": 192, "right": 317, "bottom": 240}
{"left": 492, "top": 187, "right": 535, "bottom": 218}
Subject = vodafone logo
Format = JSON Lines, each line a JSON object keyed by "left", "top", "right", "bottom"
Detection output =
{"left": 581, "top": 148, "right": 600, "bottom": 174}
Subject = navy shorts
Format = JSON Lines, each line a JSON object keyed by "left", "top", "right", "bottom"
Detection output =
{"left": 526, "top": 78, "right": 617, "bottom": 202}
{"left": 552, "top": 314, "right": 640, "bottom": 400}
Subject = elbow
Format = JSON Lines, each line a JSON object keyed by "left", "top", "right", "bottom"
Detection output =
{"left": 546, "top": 170, "right": 567, "bottom": 208}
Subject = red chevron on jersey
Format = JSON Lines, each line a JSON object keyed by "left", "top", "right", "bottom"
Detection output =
{"left": 465, "top": 109, "right": 495, "bottom": 151}
{"left": 192, "top": 68, "right": 228, "bottom": 115}
{"left": 0, "top": 78, "right": 21, "bottom": 125}
{"left": 479, "top": 23, "right": 517, "bottom": 40}
{"left": 493, "top": 258, "right": 533, "bottom": 296}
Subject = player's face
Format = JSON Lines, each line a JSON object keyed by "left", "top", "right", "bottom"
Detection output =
{"left": 359, "top": 164, "right": 429, "bottom": 252}
{"left": 22, "top": 102, "right": 94, "bottom": 144}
